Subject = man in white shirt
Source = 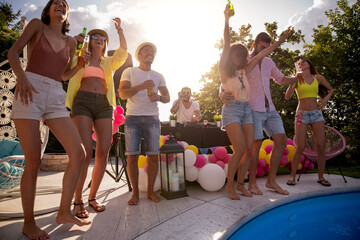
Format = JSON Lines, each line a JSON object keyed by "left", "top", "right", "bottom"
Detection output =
{"left": 170, "top": 87, "right": 202, "bottom": 123}
{"left": 119, "top": 42, "right": 170, "bottom": 205}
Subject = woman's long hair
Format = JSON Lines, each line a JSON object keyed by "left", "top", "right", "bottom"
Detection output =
{"left": 41, "top": 0, "right": 70, "bottom": 34}
{"left": 224, "top": 43, "right": 248, "bottom": 78}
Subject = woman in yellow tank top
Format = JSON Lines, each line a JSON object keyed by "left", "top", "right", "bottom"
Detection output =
{"left": 285, "top": 58, "right": 333, "bottom": 187}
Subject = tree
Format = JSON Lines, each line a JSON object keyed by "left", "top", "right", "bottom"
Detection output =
{"left": 304, "top": 0, "right": 360, "bottom": 164}
{"left": 0, "top": 2, "right": 21, "bottom": 62}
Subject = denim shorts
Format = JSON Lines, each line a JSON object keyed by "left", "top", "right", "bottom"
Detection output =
{"left": 124, "top": 115, "right": 160, "bottom": 155}
{"left": 72, "top": 91, "right": 113, "bottom": 120}
{"left": 11, "top": 72, "right": 69, "bottom": 121}
{"left": 295, "top": 109, "right": 324, "bottom": 125}
{"left": 252, "top": 109, "right": 285, "bottom": 140}
{"left": 221, "top": 100, "right": 253, "bottom": 128}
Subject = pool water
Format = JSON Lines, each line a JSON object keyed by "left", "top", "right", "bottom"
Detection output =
{"left": 228, "top": 191, "right": 360, "bottom": 240}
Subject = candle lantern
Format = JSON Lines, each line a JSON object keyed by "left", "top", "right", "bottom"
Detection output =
{"left": 159, "top": 135, "right": 188, "bottom": 199}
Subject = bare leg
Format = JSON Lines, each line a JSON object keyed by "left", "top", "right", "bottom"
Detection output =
{"left": 127, "top": 155, "right": 139, "bottom": 205}
{"left": 14, "top": 119, "right": 50, "bottom": 239}
{"left": 46, "top": 118, "right": 90, "bottom": 226}
{"left": 235, "top": 123, "right": 254, "bottom": 197}
{"left": 147, "top": 155, "right": 161, "bottom": 203}
{"left": 311, "top": 122, "right": 329, "bottom": 184}
{"left": 288, "top": 123, "right": 307, "bottom": 184}
{"left": 248, "top": 139, "right": 263, "bottom": 195}
{"left": 265, "top": 133, "right": 289, "bottom": 195}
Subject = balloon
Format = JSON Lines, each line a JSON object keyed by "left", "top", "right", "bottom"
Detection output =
{"left": 194, "top": 154, "right": 207, "bottom": 168}
{"left": 181, "top": 141, "right": 189, "bottom": 149}
{"left": 112, "top": 122, "right": 120, "bottom": 135}
{"left": 214, "top": 147, "right": 227, "bottom": 160}
{"left": 264, "top": 144, "right": 273, "bottom": 154}
{"left": 264, "top": 164, "right": 270, "bottom": 172}
{"left": 297, "top": 162, "right": 303, "bottom": 171}
{"left": 286, "top": 162, "right": 292, "bottom": 170}
{"left": 138, "top": 168, "right": 148, "bottom": 192}
{"left": 92, "top": 132, "right": 96, "bottom": 141}
{"left": 144, "top": 163, "right": 148, "bottom": 173}
{"left": 138, "top": 155, "right": 147, "bottom": 168}
{"left": 184, "top": 149, "right": 196, "bottom": 167}
{"left": 287, "top": 145, "right": 296, "bottom": 161}
{"left": 286, "top": 138, "right": 294, "bottom": 146}
{"left": 256, "top": 167, "right": 265, "bottom": 177}
{"left": 300, "top": 155, "right": 305, "bottom": 164}
{"left": 280, "top": 155, "right": 288, "bottom": 167}
{"left": 308, "top": 162, "right": 314, "bottom": 170}
{"left": 258, "top": 159, "right": 267, "bottom": 168}
{"left": 115, "top": 105, "right": 124, "bottom": 115}
{"left": 283, "top": 147, "right": 289, "bottom": 156}
{"left": 208, "top": 153, "right": 218, "bottom": 164}
{"left": 215, "top": 160, "right": 225, "bottom": 169}
{"left": 265, "top": 154, "right": 271, "bottom": 165}
{"left": 223, "top": 154, "right": 231, "bottom": 164}
{"left": 259, "top": 148, "right": 267, "bottom": 160}
{"left": 159, "top": 141, "right": 164, "bottom": 149}
{"left": 261, "top": 139, "right": 273, "bottom": 148}
{"left": 163, "top": 135, "right": 169, "bottom": 144}
{"left": 186, "top": 145, "right": 199, "bottom": 155}
{"left": 230, "top": 145, "right": 234, "bottom": 153}
{"left": 198, "top": 164, "right": 226, "bottom": 191}
{"left": 177, "top": 141, "right": 185, "bottom": 149}
{"left": 185, "top": 165, "right": 199, "bottom": 182}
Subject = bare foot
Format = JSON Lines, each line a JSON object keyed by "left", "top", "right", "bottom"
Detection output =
{"left": 248, "top": 182, "right": 263, "bottom": 195}
{"left": 128, "top": 193, "right": 139, "bottom": 206}
{"left": 23, "top": 222, "right": 50, "bottom": 240}
{"left": 147, "top": 192, "right": 161, "bottom": 203}
{"left": 56, "top": 212, "right": 91, "bottom": 226}
{"left": 226, "top": 183, "right": 240, "bottom": 200}
{"left": 235, "top": 182, "right": 253, "bottom": 197}
{"left": 265, "top": 181, "right": 289, "bottom": 195}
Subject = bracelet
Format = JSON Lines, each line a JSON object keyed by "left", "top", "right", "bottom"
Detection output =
{"left": 117, "top": 28, "right": 123, "bottom": 33}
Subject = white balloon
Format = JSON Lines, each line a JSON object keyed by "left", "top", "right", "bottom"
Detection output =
{"left": 224, "top": 163, "right": 229, "bottom": 177}
{"left": 184, "top": 149, "right": 196, "bottom": 167}
{"left": 198, "top": 164, "right": 226, "bottom": 191}
{"left": 153, "top": 175, "right": 161, "bottom": 192}
{"left": 181, "top": 141, "right": 189, "bottom": 149}
{"left": 138, "top": 168, "right": 148, "bottom": 192}
{"left": 185, "top": 165, "right": 199, "bottom": 182}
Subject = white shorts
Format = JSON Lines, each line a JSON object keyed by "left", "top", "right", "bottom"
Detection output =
{"left": 11, "top": 72, "right": 70, "bottom": 121}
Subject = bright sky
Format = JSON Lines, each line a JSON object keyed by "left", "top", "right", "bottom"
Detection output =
{"left": 12, "top": 0, "right": 354, "bottom": 121}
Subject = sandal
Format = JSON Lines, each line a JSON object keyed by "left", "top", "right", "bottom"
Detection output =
{"left": 73, "top": 202, "right": 89, "bottom": 218}
{"left": 317, "top": 179, "right": 331, "bottom": 187}
{"left": 286, "top": 179, "right": 296, "bottom": 186}
{"left": 88, "top": 198, "right": 105, "bottom": 212}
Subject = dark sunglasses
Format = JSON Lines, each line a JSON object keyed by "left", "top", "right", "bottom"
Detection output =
{"left": 296, "top": 59, "right": 306, "bottom": 65}
{"left": 182, "top": 91, "right": 190, "bottom": 94}
{"left": 91, "top": 35, "right": 106, "bottom": 41}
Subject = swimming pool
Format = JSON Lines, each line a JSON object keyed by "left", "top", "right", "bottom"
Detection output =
{"left": 227, "top": 191, "right": 360, "bottom": 240}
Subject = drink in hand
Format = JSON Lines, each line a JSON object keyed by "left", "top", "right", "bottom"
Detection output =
{"left": 75, "top": 27, "right": 87, "bottom": 55}
{"left": 227, "top": 0, "right": 235, "bottom": 16}
{"left": 77, "top": 35, "right": 89, "bottom": 68}
{"left": 146, "top": 74, "right": 154, "bottom": 99}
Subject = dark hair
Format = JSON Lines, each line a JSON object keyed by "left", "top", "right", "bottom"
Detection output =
{"left": 225, "top": 43, "right": 249, "bottom": 77}
{"left": 254, "top": 32, "right": 272, "bottom": 47}
{"left": 41, "top": 0, "right": 70, "bottom": 34}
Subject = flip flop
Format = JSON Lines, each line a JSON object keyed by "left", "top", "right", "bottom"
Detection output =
{"left": 317, "top": 179, "right": 331, "bottom": 187}
{"left": 88, "top": 198, "right": 105, "bottom": 212}
{"left": 286, "top": 179, "right": 296, "bottom": 186}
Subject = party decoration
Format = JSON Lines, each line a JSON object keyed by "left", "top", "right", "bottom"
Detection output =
{"left": 264, "top": 144, "right": 273, "bottom": 154}
{"left": 186, "top": 145, "right": 199, "bottom": 155}
{"left": 259, "top": 148, "right": 266, "bottom": 160}
{"left": 215, "top": 161, "right": 225, "bottom": 169}
{"left": 194, "top": 154, "right": 207, "bottom": 168}
{"left": 198, "top": 164, "right": 226, "bottom": 192}
{"left": 223, "top": 154, "right": 231, "bottom": 164}
{"left": 208, "top": 153, "right": 218, "bottom": 164}
{"left": 138, "top": 155, "right": 147, "bottom": 168}
{"left": 214, "top": 147, "right": 227, "bottom": 160}
{"left": 184, "top": 149, "right": 196, "bottom": 167}
{"left": 185, "top": 165, "right": 199, "bottom": 182}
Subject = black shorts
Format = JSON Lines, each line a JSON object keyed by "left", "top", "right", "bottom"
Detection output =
{"left": 72, "top": 91, "right": 113, "bottom": 120}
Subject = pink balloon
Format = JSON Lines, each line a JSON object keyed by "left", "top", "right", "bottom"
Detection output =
{"left": 258, "top": 159, "right": 267, "bottom": 168}
{"left": 214, "top": 147, "right": 227, "bottom": 160}
{"left": 264, "top": 145, "right": 273, "bottom": 154}
{"left": 264, "top": 164, "right": 270, "bottom": 172}
{"left": 115, "top": 106, "right": 124, "bottom": 115}
{"left": 256, "top": 167, "right": 265, "bottom": 177}
{"left": 208, "top": 153, "right": 218, "bottom": 163}
{"left": 283, "top": 148, "right": 289, "bottom": 155}
{"left": 144, "top": 163, "right": 148, "bottom": 173}
{"left": 300, "top": 155, "right": 305, "bottom": 164}
{"left": 194, "top": 155, "right": 207, "bottom": 168}
{"left": 112, "top": 122, "right": 120, "bottom": 135}
{"left": 303, "top": 159, "right": 310, "bottom": 168}
{"left": 308, "top": 162, "right": 315, "bottom": 170}
{"left": 223, "top": 154, "right": 231, "bottom": 164}
{"left": 92, "top": 132, "right": 97, "bottom": 141}
{"left": 280, "top": 155, "right": 288, "bottom": 167}
{"left": 286, "top": 162, "right": 292, "bottom": 170}
{"left": 163, "top": 135, "right": 169, "bottom": 144}
{"left": 286, "top": 138, "right": 294, "bottom": 146}
{"left": 215, "top": 161, "right": 225, "bottom": 169}
{"left": 177, "top": 141, "right": 185, "bottom": 149}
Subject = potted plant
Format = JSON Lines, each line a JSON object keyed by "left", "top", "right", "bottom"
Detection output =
{"left": 170, "top": 114, "right": 177, "bottom": 127}
{"left": 213, "top": 115, "right": 222, "bottom": 127}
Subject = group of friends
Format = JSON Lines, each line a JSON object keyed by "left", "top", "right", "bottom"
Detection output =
{"left": 6, "top": 1, "right": 333, "bottom": 239}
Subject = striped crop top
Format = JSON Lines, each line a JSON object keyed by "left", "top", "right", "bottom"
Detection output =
{"left": 295, "top": 75, "right": 318, "bottom": 100}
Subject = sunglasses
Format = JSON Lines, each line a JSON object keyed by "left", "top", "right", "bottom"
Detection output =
{"left": 91, "top": 35, "right": 106, "bottom": 41}
{"left": 182, "top": 91, "right": 190, "bottom": 94}
{"left": 296, "top": 59, "right": 306, "bottom": 65}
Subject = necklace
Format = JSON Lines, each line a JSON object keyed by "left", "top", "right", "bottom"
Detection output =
{"left": 237, "top": 71, "right": 245, "bottom": 89}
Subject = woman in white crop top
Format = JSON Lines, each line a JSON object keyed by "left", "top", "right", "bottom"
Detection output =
{"left": 219, "top": 4, "right": 291, "bottom": 200}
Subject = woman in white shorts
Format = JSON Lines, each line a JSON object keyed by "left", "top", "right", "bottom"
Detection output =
{"left": 7, "top": 0, "right": 90, "bottom": 239}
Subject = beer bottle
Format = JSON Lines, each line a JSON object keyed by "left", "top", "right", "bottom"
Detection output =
{"left": 227, "top": 0, "right": 235, "bottom": 16}
{"left": 146, "top": 74, "right": 154, "bottom": 99}
{"left": 75, "top": 27, "right": 87, "bottom": 55}
{"left": 77, "top": 35, "right": 89, "bottom": 68}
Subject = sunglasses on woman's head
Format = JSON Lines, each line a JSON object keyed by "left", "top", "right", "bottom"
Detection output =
{"left": 91, "top": 35, "right": 106, "bottom": 41}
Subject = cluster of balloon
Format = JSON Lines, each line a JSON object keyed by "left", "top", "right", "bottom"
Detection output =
{"left": 92, "top": 106, "right": 125, "bottom": 141}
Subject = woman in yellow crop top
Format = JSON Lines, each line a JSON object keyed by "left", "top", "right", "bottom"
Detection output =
{"left": 65, "top": 18, "right": 128, "bottom": 218}
{"left": 285, "top": 58, "right": 333, "bottom": 187}
{"left": 219, "top": 4, "right": 292, "bottom": 200}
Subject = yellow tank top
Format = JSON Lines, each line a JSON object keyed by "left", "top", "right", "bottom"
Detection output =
{"left": 295, "top": 75, "right": 318, "bottom": 100}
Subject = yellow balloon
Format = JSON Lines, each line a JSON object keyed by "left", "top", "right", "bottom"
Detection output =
{"left": 186, "top": 145, "right": 199, "bottom": 155}
{"left": 261, "top": 139, "right": 273, "bottom": 148}
{"left": 287, "top": 145, "right": 296, "bottom": 162}
{"left": 259, "top": 148, "right": 267, "bottom": 160}
{"left": 138, "top": 155, "right": 147, "bottom": 168}
{"left": 265, "top": 154, "right": 271, "bottom": 165}
{"left": 297, "top": 162, "right": 302, "bottom": 171}
{"left": 230, "top": 145, "right": 234, "bottom": 153}
{"left": 160, "top": 135, "right": 164, "bottom": 143}
{"left": 159, "top": 142, "right": 164, "bottom": 149}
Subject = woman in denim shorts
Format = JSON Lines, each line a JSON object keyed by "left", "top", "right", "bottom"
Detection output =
{"left": 285, "top": 58, "right": 333, "bottom": 187}
{"left": 219, "top": 5, "right": 291, "bottom": 200}
{"left": 65, "top": 20, "right": 128, "bottom": 218}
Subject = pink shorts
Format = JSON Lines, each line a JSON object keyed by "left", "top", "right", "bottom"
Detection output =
{"left": 11, "top": 72, "right": 70, "bottom": 121}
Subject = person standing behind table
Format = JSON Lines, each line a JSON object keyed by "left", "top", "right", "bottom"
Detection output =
{"left": 119, "top": 42, "right": 170, "bottom": 205}
{"left": 7, "top": 0, "right": 90, "bottom": 239}
{"left": 219, "top": 4, "right": 292, "bottom": 200}
{"left": 285, "top": 58, "right": 333, "bottom": 187}
{"left": 221, "top": 32, "right": 299, "bottom": 196}
{"left": 170, "top": 87, "right": 202, "bottom": 123}
{"left": 65, "top": 18, "right": 128, "bottom": 218}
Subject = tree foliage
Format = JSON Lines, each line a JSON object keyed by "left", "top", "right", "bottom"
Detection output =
{"left": 0, "top": 2, "right": 21, "bottom": 62}
{"left": 304, "top": 0, "right": 360, "bottom": 163}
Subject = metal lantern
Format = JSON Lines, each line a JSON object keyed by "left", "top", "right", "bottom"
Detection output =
{"left": 159, "top": 135, "right": 188, "bottom": 199}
